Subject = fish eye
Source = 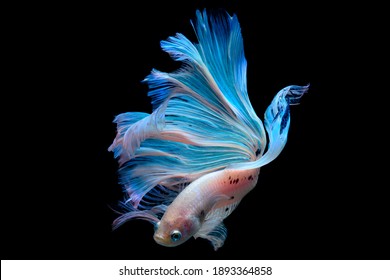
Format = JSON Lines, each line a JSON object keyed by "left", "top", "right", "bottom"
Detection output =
{"left": 170, "top": 230, "right": 182, "bottom": 242}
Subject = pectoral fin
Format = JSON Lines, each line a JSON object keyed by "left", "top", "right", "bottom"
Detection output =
{"left": 194, "top": 199, "right": 240, "bottom": 250}
{"left": 194, "top": 222, "right": 227, "bottom": 251}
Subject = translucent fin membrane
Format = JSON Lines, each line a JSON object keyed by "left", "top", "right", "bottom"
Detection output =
{"left": 190, "top": 10, "right": 263, "bottom": 136}
{"left": 138, "top": 184, "right": 183, "bottom": 211}
{"left": 112, "top": 202, "right": 166, "bottom": 230}
{"left": 228, "top": 84, "right": 309, "bottom": 170}
{"left": 110, "top": 10, "right": 267, "bottom": 211}
{"left": 194, "top": 200, "right": 240, "bottom": 250}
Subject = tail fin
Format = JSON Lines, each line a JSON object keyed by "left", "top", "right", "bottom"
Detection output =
{"left": 229, "top": 84, "right": 309, "bottom": 170}
{"left": 108, "top": 106, "right": 166, "bottom": 166}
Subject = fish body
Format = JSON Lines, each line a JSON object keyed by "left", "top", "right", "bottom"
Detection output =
{"left": 154, "top": 168, "right": 260, "bottom": 249}
{"left": 109, "top": 9, "right": 308, "bottom": 250}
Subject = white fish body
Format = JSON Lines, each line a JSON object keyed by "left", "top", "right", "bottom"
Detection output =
{"left": 154, "top": 168, "right": 260, "bottom": 250}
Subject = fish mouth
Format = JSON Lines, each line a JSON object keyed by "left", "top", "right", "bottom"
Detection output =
{"left": 153, "top": 234, "right": 167, "bottom": 246}
{"left": 153, "top": 233, "right": 175, "bottom": 247}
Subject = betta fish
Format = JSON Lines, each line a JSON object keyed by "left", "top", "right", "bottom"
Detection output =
{"left": 109, "top": 9, "right": 308, "bottom": 250}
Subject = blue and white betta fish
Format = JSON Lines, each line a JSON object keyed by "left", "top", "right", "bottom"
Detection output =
{"left": 109, "top": 9, "right": 308, "bottom": 250}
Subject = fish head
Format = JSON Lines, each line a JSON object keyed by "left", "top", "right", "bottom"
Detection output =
{"left": 153, "top": 214, "right": 201, "bottom": 247}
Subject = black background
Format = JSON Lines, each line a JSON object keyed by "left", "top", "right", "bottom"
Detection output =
{"left": 3, "top": 1, "right": 388, "bottom": 260}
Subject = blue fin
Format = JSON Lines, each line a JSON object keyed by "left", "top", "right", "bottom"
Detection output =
{"left": 108, "top": 112, "right": 148, "bottom": 164}
{"left": 138, "top": 184, "right": 183, "bottom": 211}
{"left": 112, "top": 201, "right": 167, "bottom": 230}
{"left": 110, "top": 10, "right": 267, "bottom": 211}
{"left": 108, "top": 106, "right": 166, "bottom": 165}
{"left": 146, "top": 9, "right": 266, "bottom": 150}
{"left": 112, "top": 184, "right": 182, "bottom": 230}
{"left": 229, "top": 84, "right": 309, "bottom": 170}
{"left": 190, "top": 10, "right": 261, "bottom": 129}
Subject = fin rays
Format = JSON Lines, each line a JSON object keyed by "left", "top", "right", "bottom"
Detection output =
{"left": 110, "top": 10, "right": 267, "bottom": 209}
{"left": 194, "top": 200, "right": 240, "bottom": 250}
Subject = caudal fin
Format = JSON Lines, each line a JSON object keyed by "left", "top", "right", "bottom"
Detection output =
{"left": 229, "top": 84, "right": 309, "bottom": 170}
